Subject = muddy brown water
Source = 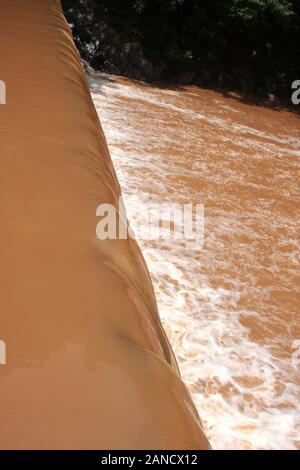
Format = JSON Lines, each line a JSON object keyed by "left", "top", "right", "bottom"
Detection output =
{"left": 91, "top": 73, "right": 300, "bottom": 450}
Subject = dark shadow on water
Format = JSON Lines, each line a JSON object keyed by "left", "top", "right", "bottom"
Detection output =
{"left": 217, "top": 87, "right": 300, "bottom": 118}
{"left": 87, "top": 68, "right": 300, "bottom": 118}
{"left": 147, "top": 80, "right": 300, "bottom": 118}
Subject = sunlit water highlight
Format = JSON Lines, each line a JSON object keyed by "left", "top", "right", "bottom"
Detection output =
{"left": 90, "top": 73, "right": 300, "bottom": 450}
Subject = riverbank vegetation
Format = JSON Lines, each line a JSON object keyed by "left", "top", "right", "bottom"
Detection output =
{"left": 62, "top": 0, "right": 300, "bottom": 100}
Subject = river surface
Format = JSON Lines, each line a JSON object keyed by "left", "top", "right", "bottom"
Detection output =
{"left": 90, "top": 72, "right": 300, "bottom": 450}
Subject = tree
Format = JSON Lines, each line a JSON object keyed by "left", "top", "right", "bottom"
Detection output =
{"left": 62, "top": 0, "right": 300, "bottom": 98}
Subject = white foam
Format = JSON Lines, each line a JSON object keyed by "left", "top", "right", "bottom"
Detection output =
{"left": 91, "top": 73, "right": 300, "bottom": 450}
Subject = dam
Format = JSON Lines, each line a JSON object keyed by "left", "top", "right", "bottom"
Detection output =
{"left": 0, "top": 0, "right": 210, "bottom": 449}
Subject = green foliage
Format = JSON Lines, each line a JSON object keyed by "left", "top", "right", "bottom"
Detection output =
{"left": 62, "top": 0, "right": 300, "bottom": 98}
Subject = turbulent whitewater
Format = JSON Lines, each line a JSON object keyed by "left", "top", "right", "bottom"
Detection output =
{"left": 91, "top": 73, "right": 300, "bottom": 450}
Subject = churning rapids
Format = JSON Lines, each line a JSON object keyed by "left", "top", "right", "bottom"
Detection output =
{"left": 90, "top": 72, "right": 300, "bottom": 450}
